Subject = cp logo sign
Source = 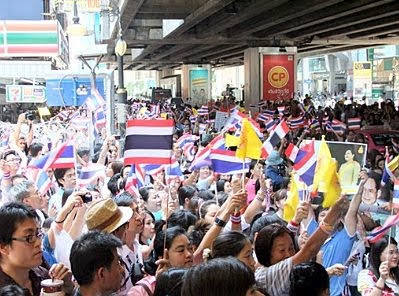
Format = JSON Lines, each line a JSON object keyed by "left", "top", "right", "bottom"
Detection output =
{"left": 268, "top": 66, "right": 289, "bottom": 88}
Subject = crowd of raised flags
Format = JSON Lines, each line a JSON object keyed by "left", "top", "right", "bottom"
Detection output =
{"left": 1, "top": 89, "right": 399, "bottom": 246}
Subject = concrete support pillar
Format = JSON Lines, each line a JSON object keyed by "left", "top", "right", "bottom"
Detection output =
{"left": 244, "top": 48, "right": 260, "bottom": 111}
{"left": 325, "top": 54, "right": 335, "bottom": 93}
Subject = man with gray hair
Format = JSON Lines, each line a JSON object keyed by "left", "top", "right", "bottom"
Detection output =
{"left": 8, "top": 180, "right": 45, "bottom": 224}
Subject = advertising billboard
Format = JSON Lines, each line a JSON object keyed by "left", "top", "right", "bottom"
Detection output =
{"left": 189, "top": 69, "right": 209, "bottom": 105}
{"left": 262, "top": 54, "right": 295, "bottom": 101}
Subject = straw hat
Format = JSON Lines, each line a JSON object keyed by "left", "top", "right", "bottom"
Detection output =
{"left": 86, "top": 198, "right": 133, "bottom": 233}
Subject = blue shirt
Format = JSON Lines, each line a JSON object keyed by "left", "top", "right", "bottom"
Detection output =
{"left": 308, "top": 218, "right": 355, "bottom": 296}
{"left": 265, "top": 166, "right": 284, "bottom": 190}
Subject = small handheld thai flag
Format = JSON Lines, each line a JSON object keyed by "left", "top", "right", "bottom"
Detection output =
{"left": 190, "top": 134, "right": 225, "bottom": 171}
{"left": 347, "top": 118, "right": 361, "bottom": 130}
{"left": 278, "top": 106, "right": 286, "bottom": 116}
{"left": 258, "top": 101, "right": 266, "bottom": 107}
{"left": 164, "top": 158, "right": 184, "bottom": 182}
{"left": 285, "top": 143, "right": 299, "bottom": 162}
{"left": 309, "top": 119, "right": 320, "bottom": 130}
{"left": 52, "top": 144, "right": 76, "bottom": 169}
{"left": 210, "top": 149, "right": 250, "bottom": 175}
{"left": 198, "top": 105, "right": 209, "bottom": 116}
{"left": 288, "top": 117, "right": 305, "bottom": 129}
{"left": 125, "top": 165, "right": 146, "bottom": 197}
{"left": 29, "top": 142, "right": 70, "bottom": 171}
{"left": 141, "top": 164, "right": 164, "bottom": 176}
{"left": 265, "top": 118, "right": 278, "bottom": 132}
{"left": 85, "top": 88, "right": 106, "bottom": 112}
{"left": 1, "top": 133, "right": 9, "bottom": 147}
{"left": 293, "top": 141, "right": 317, "bottom": 186}
{"left": 367, "top": 212, "right": 399, "bottom": 243}
{"left": 264, "top": 109, "right": 275, "bottom": 117}
{"left": 257, "top": 113, "right": 270, "bottom": 123}
{"left": 26, "top": 168, "right": 51, "bottom": 196}
{"left": 77, "top": 163, "right": 106, "bottom": 187}
{"left": 393, "top": 179, "right": 399, "bottom": 208}
{"left": 261, "top": 120, "right": 290, "bottom": 159}
{"left": 124, "top": 119, "right": 174, "bottom": 165}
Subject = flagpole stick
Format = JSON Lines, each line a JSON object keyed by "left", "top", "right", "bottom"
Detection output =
{"left": 163, "top": 165, "right": 170, "bottom": 255}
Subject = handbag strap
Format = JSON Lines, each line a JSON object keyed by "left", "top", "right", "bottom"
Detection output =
{"left": 136, "top": 282, "right": 153, "bottom": 296}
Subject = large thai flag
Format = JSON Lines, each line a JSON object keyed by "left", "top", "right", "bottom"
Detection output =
{"left": 124, "top": 119, "right": 174, "bottom": 165}
{"left": 29, "top": 142, "right": 71, "bottom": 171}
{"left": 210, "top": 149, "right": 250, "bottom": 175}
{"left": 347, "top": 118, "right": 361, "bottom": 130}
{"left": 261, "top": 120, "right": 290, "bottom": 159}
{"left": 77, "top": 163, "right": 106, "bottom": 187}
{"left": 292, "top": 141, "right": 317, "bottom": 186}
{"left": 190, "top": 134, "right": 225, "bottom": 171}
{"left": 367, "top": 212, "right": 399, "bottom": 243}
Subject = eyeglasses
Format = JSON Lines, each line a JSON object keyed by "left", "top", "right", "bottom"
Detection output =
{"left": 11, "top": 231, "right": 44, "bottom": 244}
{"left": 6, "top": 157, "right": 21, "bottom": 163}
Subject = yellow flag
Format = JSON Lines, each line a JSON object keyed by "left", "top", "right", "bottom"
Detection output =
{"left": 387, "top": 155, "right": 399, "bottom": 174}
{"left": 235, "top": 118, "right": 262, "bottom": 159}
{"left": 283, "top": 175, "right": 299, "bottom": 222}
{"left": 312, "top": 136, "right": 332, "bottom": 192}
{"left": 192, "top": 108, "right": 198, "bottom": 116}
{"left": 225, "top": 134, "right": 240, "bottom": 147}
{"left": 322, "top": 159, "right": 341, "bottom": 208}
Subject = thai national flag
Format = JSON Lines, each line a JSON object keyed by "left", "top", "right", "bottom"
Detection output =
{"left": 198, "top": 105, "right": 209, "bottom": 116}
{"left": 52, "top": 144, "right": 75, "bottom": 169}
{"left": 288, "top": 117, "right": 305, "bottom": 129}
{"left": 261, "top": 120, "right": 290, "bottom": 159}
{"left": 77, "top": 163, "right": 106, "bottom": 187}
{"left": 176, "top": 134, "right": 199, "bottom": 149}
{"left": 257, "top": 113, "right": 270, "bottom": 123}
{"left": 210, "top": 149, "right": 251, "bottom": 175}
{"left": 141, "top": 164, "right": 164, "bottom": 176}
{"left": 292, "top": 141, "right": 317, "bottom": 186}
{"left": 1, "top": 133, "right": 9, "bottom": 147}
{"left": 264, "top": 109, "right": 275, "bottom": 117}
{"left": 258, "top": 101, "right": 266, "bottom": 107}
{"left": 85, "top": 88, "right": 106, "bottom": 112}
{"left": 125, "top": 165, "right": 145, "bottom": 197}
{"left": 124, "top": 119, "right": 174, "bottom": 165}
{"left": 164, "top": 158, "right": 184, "bottom": 182}
{"left": 381, "top": 153, "right": 397, "bottom": 186}
{"left": 285, "top": 143, "right": 299, "bottom": 162}
{"left": 347, "top": 118, "right": 361, "bottom": 130}
{"left": 183, "top": 143, "right": 196, "bottom": 161}
{"left": 27, "top": 168, "right": 51, "bottom": 195}
{"left": 309, "top": 119, "right": 320, "bottom": 130}
{"left": 94, "top": 107, "right": 106, "bottom": 134}
{"left": 277, "top": 106, "right": 286, "bottom": 116}
{"left": 29, "top": 142, "right": 70, "bottom": 171}
{"left": 265, "top": 118, "right": 278, "bottom": 132}
{"left": 189, "top": 115, "right": 197, "bottom": 124}
{"left": 190, "top": 134, "right": 225, "bottom": 171}
{"left": 367, "top": 212, "right": 399, "bottom": 243}
{"left": 393, "top": 179, "right": 399, "bottom": 208}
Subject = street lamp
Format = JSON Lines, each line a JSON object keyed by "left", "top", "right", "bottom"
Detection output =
{"left": 66, "top": 0, "right": 88, "bottom": 37}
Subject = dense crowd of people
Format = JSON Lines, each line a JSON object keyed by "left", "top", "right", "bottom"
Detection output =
{"left": 0, "top": 94, "right": 398, "bottom": 296}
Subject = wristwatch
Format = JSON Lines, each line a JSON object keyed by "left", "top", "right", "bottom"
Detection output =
{"left": 214, "top": 217, "right": 227, "bottom": 228}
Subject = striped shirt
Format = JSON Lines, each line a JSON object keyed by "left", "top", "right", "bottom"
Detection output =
{"left": 255, "top": 257, "right": 293, "bottom": 296}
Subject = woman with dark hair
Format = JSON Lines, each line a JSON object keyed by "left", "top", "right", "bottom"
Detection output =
{"left": 130, "top": 226, "right": 193, "bottom": 295}
{"left": 139, "top": 210, "right": 155, "bottom": 260}
{"left": 199, "top": 200, "right": 220, "bottom": 224}
{"left": 216, "top": 179, "right": 232, "bottom": 194}
{"left": 210, "top": 231, "right": 255, "bottom": 271}
{"left": 153, "top": 268, "right": 187, "bottom": 296}
{"left": 289, "top": 262, "right": 330, "bottom": 296}
{"left": 358, "top": 236, "right": 399, "bottom": 295}
{"left": 181, "top": 257, "right": 263, "bottom": 296}
{"left": 254, "top": 196, "right": 347, "bottom": 296}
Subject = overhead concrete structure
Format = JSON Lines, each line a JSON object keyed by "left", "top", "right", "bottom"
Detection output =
{"left": 103, "top": 0, "right": 399, "bottom": 70}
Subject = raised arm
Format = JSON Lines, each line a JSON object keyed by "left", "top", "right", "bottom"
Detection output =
{"left": 344, "top": 170, "right": 367, "bottom": 236}
{"left": 292, "top": 196, "right": 348, "bottom": 265}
